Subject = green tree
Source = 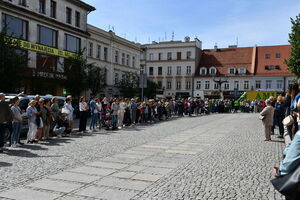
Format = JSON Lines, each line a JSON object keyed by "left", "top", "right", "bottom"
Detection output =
{"left": 64, "top": 51, "right": 89, "bottom": 98}
{"left": 87, "top": 65, "right": 107, "bottom": 95}
{"left": 143, "top": 80, "right": 159, "bottom": 98}
{"left": 116, "top": 72, "right": 139, "bottom": 97}
{"left": 0, "top": 27, "right": 28, "bottom": 92}
{"left": 286, "top": 14, "right": 300, "bottom": 77}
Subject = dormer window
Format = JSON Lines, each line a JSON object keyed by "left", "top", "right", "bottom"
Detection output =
{"left": 209, "top": 67, "right": 217, "bottom": 75}
{"left": 229, "top": 67, "right": 236, "bottom": 74}
{"left": 239, "top": 67, "right": 246, "bottom": 74}
{"left": 200, "top": 67, "right": 207, "bottom": 75}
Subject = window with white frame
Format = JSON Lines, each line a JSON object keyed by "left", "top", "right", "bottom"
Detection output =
{"left": 186, "top": 51, "right": 192, "bottom": 59}
{"left": 210, "top": 67, "right": 216, "bottom": 75}
{"left": 244, "top": 81, "right": 249, "bottom": 89}
{"left": 96, "top": 45, "right": 101, "bottom": 59}
{"left": 176, "top": 66, "right": 181, "bottom": 75}
{"left": 186, "top": 81, "right": 191, "bottom": 89}
{"left": 200, "top": 67, "right": 206, "bottom": 75}
{"left": 167, "top": 52, "right": 172, "bottom": 60}
{"left": 214, "top": 83, "right": 219, "bottom": 89}
{"left": 176, "top": 81, "right": 181, "bottom": 89}
{"left": 149, "top": 67, "right": 154, "bottom": 75}
{"left": 126, "top": 55, "right": 130, "bottom": 66}
{"left": 115, "top": 51, "right": 119, "bottom": 63}
{"left": 158, "top": 67, "right": 163, "bottom": 75}
{"left": 229, "top": 68, "right": 236, "bottom": 74}
{"left": 121, "top": 53, "right": 125, "bottom": 65}
{"left": 196, "top": 81, "right": 201, "bottom": 89}
{"left": 167, "top": 66, "right": 172, "bottom": 75}
{"left": 167, "top": 81, "right": 172, "bottom": 89}
{"left": 186, "top": 66, "right": 191, "bottom": 75}
{"left": 277, "top": 80, "right": 283, "bottom": 89}
{"left": 149, "top": 53, "right": 153, "bottom": 60}
{"left": 205, "top": 81, "right": 210, "bottom": 89}
{"left": 255, "top": 80, "right": 261, "bottom": 89}
{"left": 88, "top": 42, "right": 93, "bottom": 57}
{"left": 224, "top": 82, "right": 229, "bottom": 90}
{"left": 266, "top": 80, "right": 272, "bottom": 89}
{"left": 234, "top": 81, "right": 239, "bottom": 89}
{"left": 239, "top": 67, "right": 246, "bottom": 74}
{"left": 158, "top": 53, "right": 163, "bottom": 60}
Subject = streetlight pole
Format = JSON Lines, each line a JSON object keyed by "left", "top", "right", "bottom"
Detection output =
{"left": 213, "top": 75, "right": 228, "bottom": 100}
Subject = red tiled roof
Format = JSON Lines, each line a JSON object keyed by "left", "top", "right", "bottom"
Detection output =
{"left": 196, "top": 47, "right": 253, "bottom": 77}
{"left": 255, "top": 45, "right": 291, "bottom": 76}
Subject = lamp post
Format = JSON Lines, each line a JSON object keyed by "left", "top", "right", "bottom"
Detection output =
{"left": 213, "top": 75, "right": 228, "bottom": 100}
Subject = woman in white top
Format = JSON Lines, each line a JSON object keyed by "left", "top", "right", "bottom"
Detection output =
{"left": 96, "top": 98, "right": 102, "bottom": 128}
{"left": 118, "top": 98, "right": 127, "bottom": 128}
{"left": 79, "top": 96, "right": 89, "bottom": 132}
{"left": 64, "top": 97, "right": 74, "bottom": 132}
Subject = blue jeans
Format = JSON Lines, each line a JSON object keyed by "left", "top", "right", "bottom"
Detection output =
{"left": 11, "top": 122, "right": 21, "bottom": 145}
{"left": 112, "top": 115, "right": 118, "bottom": 128}
{"left": 0, "top": 123, "right": 5, "bottom": 148}
{"left": 89, "top": 112, "right": 98, "bottom": 130}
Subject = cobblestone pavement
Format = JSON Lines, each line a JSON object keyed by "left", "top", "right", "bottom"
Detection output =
{"left": 0, "top": 113, "right": 284, "bottom": 200}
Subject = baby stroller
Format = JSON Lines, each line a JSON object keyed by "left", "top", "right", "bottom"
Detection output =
{"left": 103, "top": 108, "right": 112, "bottom": 130}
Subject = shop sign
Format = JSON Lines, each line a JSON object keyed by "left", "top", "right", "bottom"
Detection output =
{"left": 32, "top": 69, "right": 67, "bottom": 80}
{"left": 7, "top": 37, "right": 77, "bottom": 58}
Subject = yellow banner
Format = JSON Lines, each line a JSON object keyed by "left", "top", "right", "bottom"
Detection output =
{"left": 8, "top": 37, "right": 77, "bottom": 58}
{"left": 246, "top": 91, "right": 278, "bottom": 101}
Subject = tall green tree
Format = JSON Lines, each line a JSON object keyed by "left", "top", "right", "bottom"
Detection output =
{"left": 286, "top": 14, "right": 300, "bottom": 77}
{"left": 64, "top": 51, "right": 89, "bottom": 98}
{"left": 143, "top": 80, "right": 159, "bottom": 99}
{"left": 87, "top": 65, "right": 107, "bottom": 95}
{"left": 0, "top": 27, "right": 28, "bottom": 92}
{"left": 116, "top": 72, "right": 139, "bottom": 97}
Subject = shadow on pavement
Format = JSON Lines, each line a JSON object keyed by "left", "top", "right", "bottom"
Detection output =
{"left": 0, "top": 162, "right": 13, "bottom": 167}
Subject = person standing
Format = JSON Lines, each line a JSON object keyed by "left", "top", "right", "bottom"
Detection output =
{"left": 41, "top": 99, "right": 52, "bottom": 140}
{"left": 111, "top": 99, "right": 120, "bottom": 130}
{"left": 96, "top": 98, "right": 103, "bottom": 129}
{"left": 79, "top": 97, "right": 89, "bottom": 133}
{"left": 0, "top": 93, "right": 13, "bottom": 152}
{"left": 89, "top": 96, "right": 97, "bottom": 131}
{"left": 63, "top": 97, "right": 74, "bottom": 133}
{"left": 260, "top": 99, "right": 275, "bottom": 141}
{"left": 26, "top": 100, "right": 39, "bottom": 144}
{"left": 273, "top": 96, "right": 285, "bottom": 138}
{"left": 118, "top": 99, "right": 127, "bottom": 128}
{"left": 10, "top": 97, "right": 22, "bottom": 147}
{"left": 50, "top": 97, "right": 60, "bottom": 135}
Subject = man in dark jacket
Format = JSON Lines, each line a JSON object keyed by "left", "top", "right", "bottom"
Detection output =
{"left": 0, "top": 93, "right": 13, "bottom": 152}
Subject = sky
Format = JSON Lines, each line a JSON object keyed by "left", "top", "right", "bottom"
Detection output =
{"left": 83, "top": 0, "right": 300, "bottom": 49}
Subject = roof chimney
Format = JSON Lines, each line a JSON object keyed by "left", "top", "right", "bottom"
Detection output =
{"left": 214, "top": 43, "right": 218, "bottom": 51}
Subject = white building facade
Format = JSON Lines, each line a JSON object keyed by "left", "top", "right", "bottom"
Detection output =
{"left": 141, "top": 38, "right": 202, "bottom": 98}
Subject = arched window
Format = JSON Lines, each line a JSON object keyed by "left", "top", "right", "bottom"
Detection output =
{"left": 210, "top": 67, "right": 217, "bottom": 75}
{"left": 200, "top": 67, "right": 207, "bottom": 75}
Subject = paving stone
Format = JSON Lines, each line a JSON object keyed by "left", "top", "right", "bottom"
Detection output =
{"left": 111, "top": 171, "right": 136, "bottom": 179}
{"left": 49, "top": 172, "right": 101, "bottom": 183}
{"left": 28, "top": 179, "right": 83, "bottom": 193}
{"left": 97, "top": 177, "right": 152, "bottom": 191}
{"left": 75, "top": 185, "right": 108, "bottom": 198}
{"left": 131, "top": 173, "right": 162, "bottom": 182}
{"left": 98, "top": 188, "right": 139, "bottom": 200}
{"left": 142, "top": 167, "right": 173, "bottom": 175}
{"left": 0, "top": 188, "right": 61, "bottom": 200}
{"left": 68, "top": 166, "right": 116, "bottom": 176}
{"left": 86, "top": 161, "right": 128, "bottom": 170}
{"left": 124, "top": 165, "right": 147, "bottom": 172}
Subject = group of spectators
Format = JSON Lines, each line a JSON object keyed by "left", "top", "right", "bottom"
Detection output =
{"left": 257, "top": 83, "right": 300, "bottom": 199}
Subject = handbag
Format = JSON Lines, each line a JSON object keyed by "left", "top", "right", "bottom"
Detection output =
{"left": 271, "top": 165, "right": 300, "bottom": 196}
{"left": 259, "top": 115, "right": 265, "bottom": 120}
{"left": 283, "top": 115, "right": 294, "bottom": 126}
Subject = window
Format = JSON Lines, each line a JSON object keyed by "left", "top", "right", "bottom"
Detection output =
{"left": 96, "top": 45, "right": 101, "bottom": 59}
{"left": 167, "top": 52, "right": 172, "bottom": 60}
{"left": 75, "top": 11, "right": 80, "bottom": 27}
{"left": 277, "top": 80, "right": 283, "bottom": 89}
{"left": 176, "top": 81, "right": 181, "bottom": 89}
{"left": 186, "top": 66, "right": 191, "bottom": 75}
{"left": 234, "top": 81, "right": 239, "bottom": 90}
{"left": 149, "top": 53, "right": 154, "bottom": 60}
{"left": 214, "top": 83, "right": 219, "bottom": 89}
{"left": 65, "top": 34, "right": 80, "bottom": 52}
{"left": 255, "top": 80, "right": 261, "bottom": 89}
{"left": 239, "top": 67, "right": 246, "bottom": 74}
{"left": 50, "top": 1, "right": 56, "bottom": 18}
{"left": 149, "top": 67, "right": 154, "bottom": 75}
{"left": 186, "top": 81, "right": 191, "bottom": 89}
{"left": 66, "top": 7, "right": 72, "bottom": 24}
{"left": 176, "top": 66, "right": 181, "bottom": 75}
{"left": 265, "top": 65, "right": 280, "bottom": 70}
{"left": 276, "top": 53, "right": 281, "bottom": 58}
{"left": 36, "top": 53, "right": 57, "bottom": 72}
{"left": 158, "top": 53, "right": 163, "bottom": 60}
{"left": 177, "top": 52, "right": 181, "bottom": 60}
{"left": 266, "top": 80, "right": 272, "bottom": 89}
{"left": 2, "top": 14, "right": 28, "bottom": 40}
{"left": 167, "top": 81, "right": 172, "bottom": 89}
{"left": 210, "top": 67, "right": 216, "bottom": 75}
{"left": 19, "top": 0, "right": 26, "bottom": 6}
{"left": 126, "top": 55, "right": 130, "bottom": 66}
{"left": 244, "top": 81, "right": 249, "bottom": 89}
{"left": 115, "top": 51, "right": 119, "bottom": 63}
{"left": 288, "top": 80, "right": 294, "bottom": 86}
{"left": 265, "top": 54, "right": 270, "bottom": 59}
{"left": 186, "top": 51, "right": 192, "bottom": 59}
{"left": 88, "top": 42, "right": 93, "bottom": 57}
{"left": 205, "top": 81, "right": 210, "bottom": 89}
{"left": 121, "top": 53, "right": 125, "bottom": 65}
{"left": 196, "top": 81, "right": 201, "bottom": 89}
{"left": 158, "top": 67, "right": 163, "bottom": 75}
{"left": 37, "top": 25, "right": 57, "bottom": 47}
{"left": 115, "top": 73, "right": 119, "bottom": 84}
{"left": 200, "top": 68, "right": 206, "bottom": 75}
{"left": 132, "top": 56, "right": 135, "bottom": 67}
{"left": 104, "top": 47, "right": 108, "bottom": 61}
{"left": 224, "top": 83, "right": 229, "bottom": 90}
{"left": 229, "top": 68, "right": 236, "bottom": 74}
{"left": 39, "top": 0, "right": 46, "bottom": 14}
{"left": 166, "top": 66, "right": 171, "bottom": 75}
